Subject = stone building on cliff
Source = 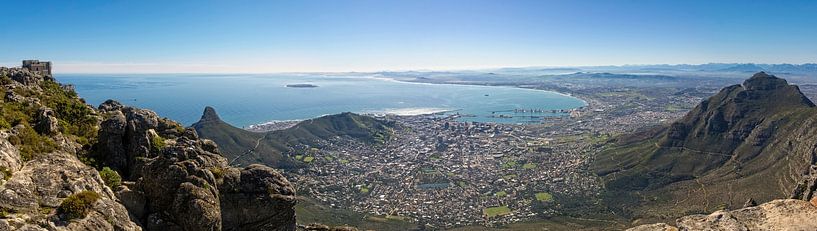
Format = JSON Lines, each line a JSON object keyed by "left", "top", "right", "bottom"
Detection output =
{"left": 22, "top": 59, "right": 52, "bottom": 75}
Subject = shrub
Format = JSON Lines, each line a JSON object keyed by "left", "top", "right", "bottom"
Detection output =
{"left": 0, "top": 166, "right": 11, "bottom": 181}
{"left": 209, "top": 167, "right": 225, "bottom": 179}
{"left": 58, "top": 191, "right": 101, "bottom": 220}
{"left": 0, "top": 208, "right": 14, "bottom": 218}
{"left": 0, "top": 118, "right": 10, "bottom": 129}
{"left": 150, "top": 133, "right": 166, "bottom": 153}
{"left": 38, "top": 80, "right": 98, "bottom": 146}
{"left": 0, "top": 79, "right": 95, "bottom": 160}
{"left": 9, "top": 125, "right": 56, "bottom": 161}
{"left": 99, "top": 167, "right": 121, "bottom": 188}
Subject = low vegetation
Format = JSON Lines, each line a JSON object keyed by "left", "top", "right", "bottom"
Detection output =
{"left": 483, "top": 206, "right": 511, "bottom": 218}
{"left": 535, "top": 192, "right": 554, "bottom": 202}
{"left": 7, "top": 124, "right": 56, "bottom": 161}
{"left": 58, "top": 191, "right": 101, "bottom": 220}
{"left": 0, "top": 166, "right": 11, "bottom": 181}
{"left": 150, "top": 133, "right": 166, "bottom": 153}
{"left": 99, "top": 167, "right": 121, "bottom": 188}
{"left": 1, "top": 74, "right": 99, "bottom": 162}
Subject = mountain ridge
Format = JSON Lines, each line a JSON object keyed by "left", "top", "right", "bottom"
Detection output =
{"left": 192, "top": 106, "right": 396, "bottom": 168}
{"left": 594, "top": 72, "right": 817, "bottom": 219}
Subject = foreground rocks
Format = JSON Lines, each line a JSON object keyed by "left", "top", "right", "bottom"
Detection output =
{"left": 1, "top": 68, "right": 140, "bottom": 231}
{"left": 628, "top": 199, "right": 817, "bottom": 230}
{"left": 1, "top": 67, "right": 297, "bottom": 230}
{"left": 95, "top": 101, "right": 297, "bottom": 230}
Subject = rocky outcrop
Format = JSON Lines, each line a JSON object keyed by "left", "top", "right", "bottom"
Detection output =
{"left": 0, "top": 67, "right": 53, "bottom": 86}
{"left": 219, "top": 165, "right": 297, "bottom": 230}
{"left": 0, "top": 132, "right": 22, "bottom": 184}
{"left": 96, "top": 102, "right": 297, "bottom": 231}
{"left": 2, "top": 67, "right": 297, "bottom": 231}
{"left": 0, "top": 149, "right": 140, "bottom": 231}
{"left": 628, "top": 199, "right": 817, "bottom": 230}
{"left": 1, "top": 66, "right": 139, "bottom": 230}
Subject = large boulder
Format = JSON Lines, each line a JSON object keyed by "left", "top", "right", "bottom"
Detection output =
{"left": 0, "top": 151, "right": 140, "bottom": 231}
{"left": 0, "top": 132, "right": 22, "bottom": 184}
{"left": 220, "top": 165, "right": 297, "bottom": 230}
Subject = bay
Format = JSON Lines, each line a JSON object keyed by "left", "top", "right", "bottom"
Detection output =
{"left": 56, "top": 74, "right": 586, "bottom": 127}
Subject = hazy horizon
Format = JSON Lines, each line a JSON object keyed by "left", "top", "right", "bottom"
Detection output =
{"left": 4, "top": 62, "right": 817, "bottom": 75}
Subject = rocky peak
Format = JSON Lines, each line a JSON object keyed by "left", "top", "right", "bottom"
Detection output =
{"left": 743, "top": 71, "right": 789, "bottom": 90}
{"left": 660, "top": 72, "right": 814, "bottom": 151}
{"left": 199, "top": 106, "right": 222, "bottom": 123}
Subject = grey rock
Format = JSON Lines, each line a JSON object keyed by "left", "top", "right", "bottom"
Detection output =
{"left": 0, "top": 133, "right": 22, "bottom": 184}
{"left": 220, "top": 165, "right": 296, "bottom": 231}
{"left": 115, "top": 185, "right": 147, "bottom": 220}
{"left": 743, "top": 198, "right": 756, "bottom": 208}
{"left": 0, "top": 151, "right": 140, "bottom": 231}
{"left": 97, "top": 100, "right": 124, "bottom": 113}
{"left": 34, "top": 107, "right": 59, "bottom": 135}
{"left": 97, "top": 104, "right": 296, "bottom": 230}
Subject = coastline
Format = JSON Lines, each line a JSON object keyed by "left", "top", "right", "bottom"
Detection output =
{"left": 371, "top": 75, "right": 590, "bottom": 108}
{"left": 245, "top": 108, "right": 457, "bottom": 131}
{"left": 243, "top": 75, "right": 588, "bottom": 129}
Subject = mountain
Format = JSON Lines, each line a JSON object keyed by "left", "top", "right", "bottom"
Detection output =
{"left": 192, "top": 107, "right": 395, "bottom": 168}
{"left": 0, "top": 66, "right": 297, "bottom": 230}
{"left": 717, "top": 63, "right": 766, "bottom": 72}
{"left": 593, "top": 72, "right": 817, "bottom": 219}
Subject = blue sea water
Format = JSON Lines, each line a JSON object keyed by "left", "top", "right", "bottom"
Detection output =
{"left": 56, "top": 74, "right": 586, "bottom": 127}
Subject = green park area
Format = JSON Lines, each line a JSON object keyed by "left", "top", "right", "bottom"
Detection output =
{"left": 535, "top": 192, "right": 554, "bottom": 202}
{"left": 483, "top": 206, "right": 511, "bottom": 218}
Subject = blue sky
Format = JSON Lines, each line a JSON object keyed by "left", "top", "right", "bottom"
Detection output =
{"left": 1, "top": 0, "right": 816, "bottom": 73}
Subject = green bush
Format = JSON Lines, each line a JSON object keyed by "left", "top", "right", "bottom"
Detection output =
{"left": 150, "top": 133, "right": 166, "bottom": 153}
{"left": 58, "top": 191, "right": 101, "bottom": 220}
{"left": 0, "top": 166, "right": 11, "bottom": 181}
{"left": 99, "top": 167, "right": 121, "bottom": 188}
{"left": 9, "top": 125, "right": 56, "bottom": 161}
{"left": 0, "top": 79, "right": 96, "bottom": 161}
{"left": 0, "top": 208, "right": 13, "bottom": 218}
{"left": 209, "top": 167, "right": 225, "bottom": 179}
{"left": 38, "top": 81, "right": 98, "bottom": 146}
{"left": 0, "top": 118, "right": 10, "bottom": 129}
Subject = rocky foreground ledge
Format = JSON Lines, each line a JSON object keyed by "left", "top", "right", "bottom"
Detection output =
{"left": 629, "top": 199, "right": 817, "bottom": 231}
{"left": 0, "top": 67, "right": 297, "bottom": 230}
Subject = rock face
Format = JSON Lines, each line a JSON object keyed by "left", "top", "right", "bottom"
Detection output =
{"left": 0, "top": 150, "right": 140, "bottom": 231}
{"left": 96, "top": 102, "right": 297, "bottom": 230}
{"left": 1, "top": 67, "right": 297, "bottom": 231}
{"left": 628, "top": 199, "right": 817, "bottom": 231}
{"left": 594, "top": 72, "right": 817, "bottom": 218}
{"left": 0, "top": 132, "right": 22, "bottom": 184}
{"left": 1, "top": 67, "right": 140, "bottom": 231}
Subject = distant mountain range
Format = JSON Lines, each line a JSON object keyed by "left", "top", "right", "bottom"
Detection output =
{"left": 483, "top": 63, "right": 817, "bottom": 76}
{"left": 593, "top": 72, "right": 817, "bottom": 219}
{"left": 192, "top": 107, "right": 395, "bottom": 168}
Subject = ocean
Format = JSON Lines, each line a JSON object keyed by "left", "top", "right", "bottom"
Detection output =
{"left": 56, "top": 74, "right": 586, "bottom": 127}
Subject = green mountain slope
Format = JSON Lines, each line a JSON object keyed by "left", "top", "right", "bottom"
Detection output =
{"left": 593, "top": 72, "right": 817, "bottom": 218}
{"left": 192, "top": 107, "right": 395, "bottom": 168}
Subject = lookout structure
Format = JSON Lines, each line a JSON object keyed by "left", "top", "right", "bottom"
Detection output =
{"left": 22, "top": 60, "right": 52, "bottom": 76}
